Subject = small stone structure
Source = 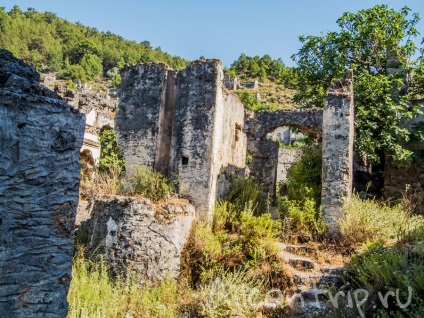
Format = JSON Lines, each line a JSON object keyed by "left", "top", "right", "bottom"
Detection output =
{"left": 87, "top": 196, "right": 195, "bottom": 280}
{"left": 321, "top": 71, "right": 354, "bottom": 233}
{"left": 0, "top": 49, "right": 85, "bottom": 317}
{"left": 116, "top": 61, "right": 246, "bottom": 220}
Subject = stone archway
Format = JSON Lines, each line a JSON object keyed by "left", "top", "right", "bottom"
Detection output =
{"left": 244, "top": 72, "right": 354, "bottom": 234}
{"left": 244, "top": 108, "right": 323, "bottom": 200}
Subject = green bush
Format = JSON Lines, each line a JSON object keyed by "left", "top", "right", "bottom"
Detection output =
{"left": 278, "top": 197, "right": 326, "bottom": 239}
{"left": 183, "top": 200, "right": 282, "bottom": 287}
{"left": 225, "top": 177, "right": 267, "bottom": 216}
{"left": 127, "top": 166, "right": 174, "bottom": 202}
{"left": 97, "top": 128, "right": 125, "bottom": 173}
{"left": 344, "top": 239, "right": 424, "bottom": 317}
{"left": 285, "top": 144, "right": 322, "bottom": 205}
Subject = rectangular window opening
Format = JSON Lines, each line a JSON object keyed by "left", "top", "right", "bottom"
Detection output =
{"left": 182, "top": 155, "right": 189, "bottom": 166}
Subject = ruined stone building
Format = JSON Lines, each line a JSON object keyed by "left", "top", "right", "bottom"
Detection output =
{"left": 116, "top": 61, "right": 247, "bottom": 219}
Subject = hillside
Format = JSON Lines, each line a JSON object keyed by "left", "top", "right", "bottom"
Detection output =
{"left": 225, "top": 54, "right": 298, "bottom": 110}
{"left": 0, "top": 5, "right": 187, "bottom": 87}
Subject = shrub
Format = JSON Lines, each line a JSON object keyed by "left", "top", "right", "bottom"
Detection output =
{"left": 127, "top": 166, "right": 175, "bottom": 202}
{"left": 285, "top": 144, "right": 322, "bottom": 205}
{"left": 199, "top": 268, "right": 263, "bottom": 318}
{"left": 339, "top": 194, "right": 424, "bottom": 246}
{"left": 343, "top": 239, "right": 424, "bottom": 317}
{"left": 225, "top": 177, "right": 267, "bottom": 216}
{"left": 97, "top": 128, "right": 125, "bottom": 173}
{"left": 278, "top": 197, "right": 326, "bottom": 240}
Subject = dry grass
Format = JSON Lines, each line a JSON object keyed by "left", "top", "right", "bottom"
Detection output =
{"left": 339, "top": 194, "right": 424, "bottom": 247}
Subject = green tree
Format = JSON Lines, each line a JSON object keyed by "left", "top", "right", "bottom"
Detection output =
{"left": 80, "top": 53, "right": 103, "bottom": 79}
{"left": 292, "top": 5, "right": 421, "bottom": 163}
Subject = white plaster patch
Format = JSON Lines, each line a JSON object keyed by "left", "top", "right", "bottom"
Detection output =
{"left": 105, "top": 217, "right": 118, "bottom": 249}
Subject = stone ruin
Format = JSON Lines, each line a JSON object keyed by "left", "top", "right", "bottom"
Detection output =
{"left": 87, "top": 196, "right": 195, "bottom": 280}
{"left": 116, "top": 61, "right": 247, "bottom": 220}
{"left": 116, "top": 60, "right": 355, "bottom": 232}
{"left": 0, "top": 49, "right": 85, "bottom": 317}
{"left": 54, "top": 85, "right": 116, "bottom": 177}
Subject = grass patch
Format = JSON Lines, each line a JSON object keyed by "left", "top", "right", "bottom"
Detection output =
{"left": 339, "top": 194, "right": 424, "bottom": 247}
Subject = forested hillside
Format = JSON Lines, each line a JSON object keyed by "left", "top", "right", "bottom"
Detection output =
{"left": 0, "top": 5, "right": 187, "bottom": 84}
{"left": 225, "top": 54, "right": 298, "bottom": 109}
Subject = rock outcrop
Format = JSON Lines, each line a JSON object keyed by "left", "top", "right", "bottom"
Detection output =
{"left": 86, "top": 196, "right": 195, "bottom": 280}
{"left": 0, "top": 49, "right": 85, "bottom": 317}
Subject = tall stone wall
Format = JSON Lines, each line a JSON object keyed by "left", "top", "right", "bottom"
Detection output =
{"left": 116, "top": 61, "right": 246, "bottom": 219}
{"left": 0, "top": 49, "right": 85, "bottom": 317}
{"left": 116, "top": 63, "right": 168, "bottom": 175}
{"left": 321, "top": 71, "right": 354, "bottom": 234}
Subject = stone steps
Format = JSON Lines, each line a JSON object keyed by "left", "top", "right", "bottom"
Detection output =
{"left": 274, "top": 242, "right": 347, "bottom": 318}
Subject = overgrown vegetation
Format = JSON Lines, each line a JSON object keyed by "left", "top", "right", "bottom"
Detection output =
{"left": 339, "top": 194, "right": 424, "bottom": 247}
{"left": 97, "top": 128, "right": 125, "bottom": 173}
{"left": 72, "top": 177, "right": 287, "bottom": 317}
{"left": 68, "top": 247, "right": 269, "bottom": 318}
{"left": 277, "top": 144, "right": 325, "bottom": 240}
{"left": 0, "top": 6, "right": 187, "bottom": 85}
{"left": 328, "top": 191, "right": 424, "bottom": 317}
{"left": 126, "top": 166, "right": 175, "bottom": 201}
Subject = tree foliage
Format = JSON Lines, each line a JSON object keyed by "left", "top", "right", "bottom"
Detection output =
{"left": 292, "top": 5, "right": 422, "bottom": 163}
{"left": 226, "top": 54, "right": 298, "bottom": 88}
{"left": 0, "top": 6, "right": 187, "bottom": 81}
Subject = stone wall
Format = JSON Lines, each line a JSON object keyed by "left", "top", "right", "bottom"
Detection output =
{"left": 0, "top": 49, "right": 85, "bottom": 317}
{"left": 321, "top": 71, "right": 354, "bottom": 234}
{"left": 86, "top": 196, "right": 195, "bottom": 280}
{"left": 116, "top": 61, "right": 246, "bottom": 219}
{"left": 277, "top": 148, "right": 302, "bottom": 185}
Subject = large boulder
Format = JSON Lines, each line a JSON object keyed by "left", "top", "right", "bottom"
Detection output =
{"left": 87, "top": 196, "right": 195, "bottom": 280}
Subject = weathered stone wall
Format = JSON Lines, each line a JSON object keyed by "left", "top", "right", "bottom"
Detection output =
{"left": 116, "top": 61, "right": 246, "bottom": 219}
{"left": 244, "top": 108, "right": 322, "bottom": 197}
{"left": 321, "top": 71, "right": 354, "bottom": 234}
{"left": 87, "top": 196, "right": 195, "bottom": 280}
{"left": 0, "top": 49, "right": 85, "bottom": 317}
{"left": 277, "top": 148, "right": 302, "bottom": 185}
{"left": 116, "top": 63, "right": 168, "bottom": 175}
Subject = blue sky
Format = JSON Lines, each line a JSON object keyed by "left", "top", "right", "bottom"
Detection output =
{"left": 3, "top": 1, "right": 424, "bottom": 66}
